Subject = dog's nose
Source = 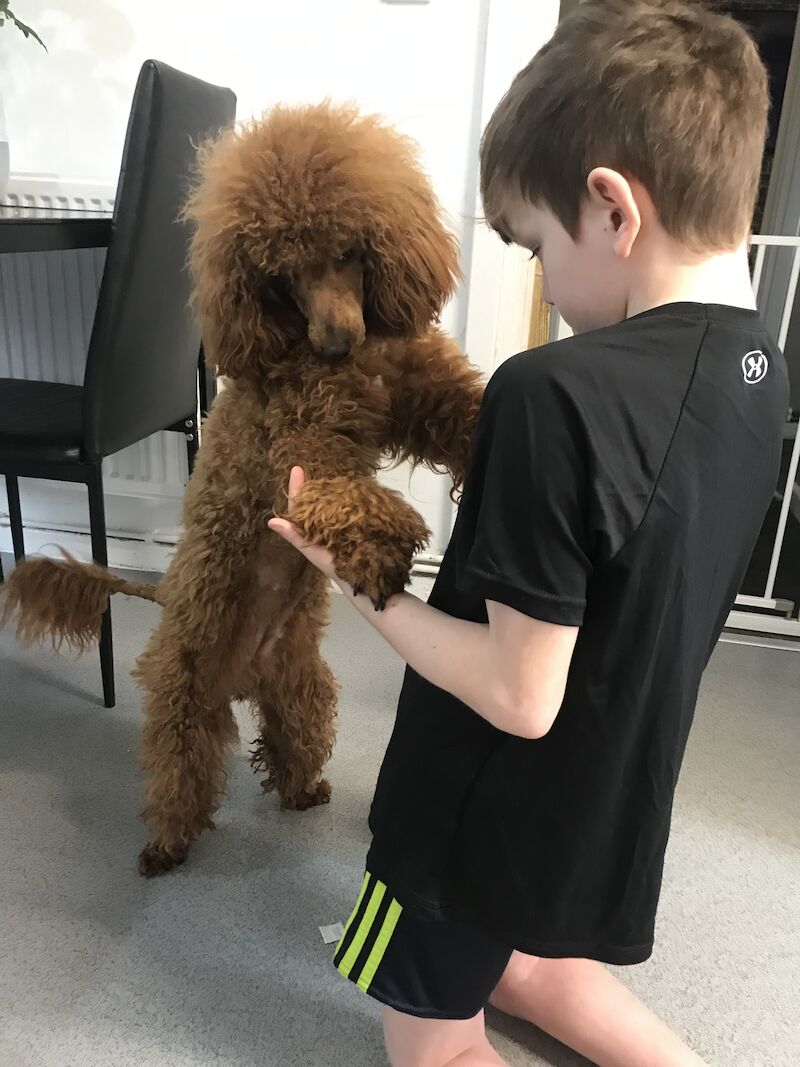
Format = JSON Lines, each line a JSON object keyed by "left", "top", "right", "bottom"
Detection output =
{"left": 321, "top": 341, "right": 352, "bottom": 360}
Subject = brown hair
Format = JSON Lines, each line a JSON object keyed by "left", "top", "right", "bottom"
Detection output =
{"left": 480, "top": 0, "right": 769, "bottom": 252}
{"left": 183, "top": 103, "right": 460, "bottom": 380}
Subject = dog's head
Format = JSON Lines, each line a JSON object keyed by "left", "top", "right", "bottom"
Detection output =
{"left": 184, "top": 102, "right": 461, "bottom": 379}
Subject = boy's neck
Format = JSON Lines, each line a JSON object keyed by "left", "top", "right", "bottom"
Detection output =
{"left": 625, "top": 238, "right": 756, "bottom": 320}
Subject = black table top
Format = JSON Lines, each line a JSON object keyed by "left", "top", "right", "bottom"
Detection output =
{"left": 0, "top": 204, "right": 113, "bottom": 253}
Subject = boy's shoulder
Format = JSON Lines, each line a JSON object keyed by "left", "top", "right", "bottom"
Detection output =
{"left": 488, "top": 303, "right": 775, "bottom": 414}
{"left": 489, "top": 310, "right": 698, "bottom": 407}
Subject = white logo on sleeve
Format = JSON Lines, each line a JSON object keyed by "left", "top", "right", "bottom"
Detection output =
{"left": 742, "top": 350, "right": 768, "bottom": 384}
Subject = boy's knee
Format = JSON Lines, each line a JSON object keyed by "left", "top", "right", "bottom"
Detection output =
{"left": 489, "top": 950, "right": 542, "bottom": 1009}
{"left": 382, "top": 1006, "right": 490, "bottom": 1067}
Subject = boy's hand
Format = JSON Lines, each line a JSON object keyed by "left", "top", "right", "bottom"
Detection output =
{"left": 268, "top": 467, "right": 339, "bottom": 580}
{"left": 270, "top": 466, "right": 429, "bottom": 609}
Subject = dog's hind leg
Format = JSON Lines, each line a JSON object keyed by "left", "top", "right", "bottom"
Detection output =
{"left": 250, "top": 574, "right": 339, "bottom": 811}
{"left": 136, "top": 636, "right": 239, "bottom": 877}
{"left": 252, "top": 657, "right": 338, "bottom": 810}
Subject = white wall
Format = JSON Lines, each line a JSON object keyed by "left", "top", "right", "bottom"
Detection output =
{"left": 2, "top": 1, "right": 480, "bottom": 190}
{"left": 0, "top": 0, "right": 491, "bottom": 356}
{"left": 0, "top": 0, "right": 491, "bottom": 350}
{"left": 0, "top": 0, "right": 561, "bottom": 561}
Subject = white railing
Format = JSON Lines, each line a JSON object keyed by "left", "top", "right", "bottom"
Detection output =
{"left": 727, "top": 234, "right": 800, "bottom": 641}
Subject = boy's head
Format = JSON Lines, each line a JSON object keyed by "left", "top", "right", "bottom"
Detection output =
{"left": 481, "top": 0, "right": 769, "bottom": 333}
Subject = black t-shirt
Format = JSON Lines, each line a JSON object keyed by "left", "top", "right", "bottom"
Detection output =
{"left": 366, "top": 303, "right": 789, "bottom": 965}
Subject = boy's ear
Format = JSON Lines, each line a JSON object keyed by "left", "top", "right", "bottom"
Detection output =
{"left": 586, "top": 167, "right": 641, "bottom": 259}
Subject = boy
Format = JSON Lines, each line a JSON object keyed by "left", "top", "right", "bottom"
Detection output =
{"left": 269, "top": 1, "right": 789, "bottom": 1063}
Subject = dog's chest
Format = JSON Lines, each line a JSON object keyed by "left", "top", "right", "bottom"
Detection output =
{"left": 287, "top": 367, "right": 391, "bottom": 443}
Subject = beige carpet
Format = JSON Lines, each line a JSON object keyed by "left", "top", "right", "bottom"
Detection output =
{"left": 1, "top": 558, "right": 798, "bottom": 1066}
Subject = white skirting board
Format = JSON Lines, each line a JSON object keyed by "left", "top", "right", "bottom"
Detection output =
{"left": 0, "top": 525, "right": 444, "bottom": 579}
{"left": 0, "top": 513, "right": 179, "bottom": 573}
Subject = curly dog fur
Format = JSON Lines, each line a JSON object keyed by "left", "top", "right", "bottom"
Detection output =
{"left": 2, "top": 102, "right": 484, "bottom": 876}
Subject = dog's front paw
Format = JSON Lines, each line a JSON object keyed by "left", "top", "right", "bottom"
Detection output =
{"left": 339, "top": 545, "right": 414, "bottom": 611}
{"left": 138, "top": 842, "right": 187, "bottom": 878}
{"left": 287, "top": 474, "right": 430, "bottom": 609}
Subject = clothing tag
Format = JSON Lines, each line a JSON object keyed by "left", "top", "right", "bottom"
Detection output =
{"left": 319, "top": 922, "right": 344, "bottom": 945}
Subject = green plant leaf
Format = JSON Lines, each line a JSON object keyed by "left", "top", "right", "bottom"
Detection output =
{"left": 14, "top": 18, "right": 48, "bottom": 50}
{"left": 1, "top": 3, "right": 48, "bottom": 50}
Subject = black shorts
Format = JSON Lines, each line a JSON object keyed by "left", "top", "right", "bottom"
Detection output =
{"left": 333, "top": 871, "right": 513, "bottom": 1020}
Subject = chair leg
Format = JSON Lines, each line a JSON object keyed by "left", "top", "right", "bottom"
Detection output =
{"left": 6, "top": 474, "right": 25, "bottom": 562}
{"left": 87, "top": 464, "right": 115, "bottom": 709}
{"left": 198, "top": 343, "right": 217, "bottom": 418}
{"left": 186, "top": 426, "right": 199, "bottom": 477}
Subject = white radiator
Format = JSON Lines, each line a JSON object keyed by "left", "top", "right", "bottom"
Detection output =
{"left": 4, "top": 179, "right": 115, "bottom": 215}
{"left": 0, "top": 178, "right": 188, "bottom": 569}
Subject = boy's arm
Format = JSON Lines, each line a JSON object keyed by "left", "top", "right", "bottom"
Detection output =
{"left": 269, "top": 468, "right": 577, "bottom": 739}
{"left": 338, "top": 582, "right": 578, "bottom": 739}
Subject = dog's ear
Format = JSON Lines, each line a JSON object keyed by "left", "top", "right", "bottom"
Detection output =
{"left": 182, "top": 130, "right": 296, "bottom": 380}
{"left": 188, "top": 231, "right": 295, "bottom": 380}
{"left": 363, "top": 189, "right": 462, "bottom": 337}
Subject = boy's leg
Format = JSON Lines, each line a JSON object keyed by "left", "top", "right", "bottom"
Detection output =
{"left": 489, "top": 953, "right": 707, "bottom": 1067}
{"left": 382, "top": 1006, "right": 508, "bottom": 1067}
{"left": 334, "top": 872, "right": 515, "bottom": 1065}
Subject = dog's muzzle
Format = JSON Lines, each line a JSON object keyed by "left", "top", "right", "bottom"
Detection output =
{"left": 319, "top": 341, "right": 352, "bottom": 361}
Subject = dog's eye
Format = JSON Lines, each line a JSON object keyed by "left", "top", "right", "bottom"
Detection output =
{"left": 338, "top": 247, "right": 358, "bottom": 265}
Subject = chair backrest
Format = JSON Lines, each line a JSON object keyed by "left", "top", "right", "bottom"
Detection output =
{"left": 82, "top": 60, "right": 236, "bottom": 460}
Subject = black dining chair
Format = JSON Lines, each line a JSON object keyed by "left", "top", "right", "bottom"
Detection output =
{"left": 0, "top": 60, "right": 236, "bottom": 707}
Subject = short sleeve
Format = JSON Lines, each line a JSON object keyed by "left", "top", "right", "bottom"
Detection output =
{"left": 457, "top": 354, "right": 593, "bottom": 626}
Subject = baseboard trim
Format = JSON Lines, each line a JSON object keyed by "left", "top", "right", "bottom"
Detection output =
{"left": 0, "top": 524, "right": 175, "bottom": 572}
{"left": 0, "top": 526, "right": 442, "bottom": 585}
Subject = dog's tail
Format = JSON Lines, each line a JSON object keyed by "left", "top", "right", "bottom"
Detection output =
{"left": 0, "top": 550, "right": 163, "bottom": 653}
